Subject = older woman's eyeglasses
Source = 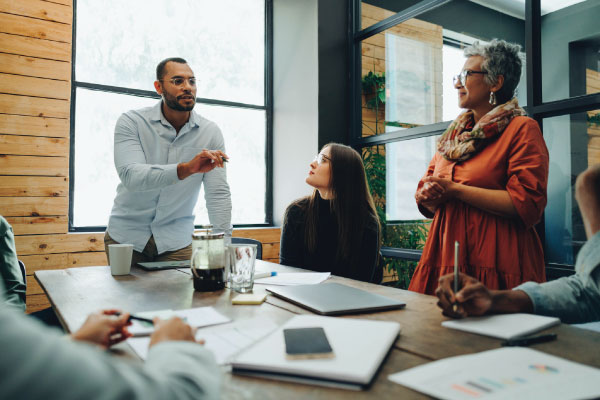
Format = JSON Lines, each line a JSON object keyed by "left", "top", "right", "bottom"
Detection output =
{"left": 313, "top": 153, "right": 331, "bottom": 165}
{"left": 159, "top": 77, "right": 197, "bottom": 87}
{"left": 452, "top": 70, "right": 487, "bottom": 87}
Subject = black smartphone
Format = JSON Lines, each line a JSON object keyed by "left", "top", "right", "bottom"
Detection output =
{"left": 283, "top": 327, "right": 334, "bottom": 360}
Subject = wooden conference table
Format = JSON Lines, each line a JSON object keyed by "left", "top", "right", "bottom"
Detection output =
{"left": 35, "top": 261, "right": 600, "bottom": 399}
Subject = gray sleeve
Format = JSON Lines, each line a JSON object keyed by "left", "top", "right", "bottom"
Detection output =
{"left": 203, "top": 125, "right": 232, "bottom": 237}
{"left": 114, "top": 113, "right": 180, "bottom": 191}
{"left": 0, "top": 217, "right": 26, "bottom": 312}
{"left": 0, "top": 304, "right": 220, "bottom": 400}
{"left": 515, "top": 232, "right": 600, "bottom": 324}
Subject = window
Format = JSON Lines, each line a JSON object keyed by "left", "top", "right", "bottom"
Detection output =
{"left": 352, "top": 0, "right": 600, "bottom": 285}
{"left": 71, "top": 0, "right": 272, "bottom": 229}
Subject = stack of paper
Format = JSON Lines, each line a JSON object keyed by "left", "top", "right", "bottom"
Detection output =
{"left": 389, "top": 347, "right": 600, "bottom": 400}
{"left": 441, "top": 313, "right": 560, "bottom": 340}
{"left": 127, "top": 307, "right": 230, "bottom": 336}
{"left": 128, "top": 316, "right": 280, "bottom": 364}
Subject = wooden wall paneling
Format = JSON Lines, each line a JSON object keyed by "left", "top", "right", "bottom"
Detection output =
{"left": 15, "top": 233, "right": 105, "bottom": 256}
{"left": 5, "top": 216, "right": 68, "bottom": 234}
{"left": 0, "top": 196, "right": 68, "bottom": 216}
{"left": 232, "top": 228, "right": 281, "bottom": 243}
{"left": 0, "top": 154, "right": 68, "bottom": 176}
{"left": 0, "top": 72, "right": 70, "bottom": 100}
{"left": 44, "top": 0, "right": 70, "bottom": 7}
{"left": 0, "top": 53, "right": 70, "bottom": 80}
{"left": 0, "top": 12, "right": 71, "bottom": 42}
{"left": 0, "top": 32, "right": 71, "bottom": 61}
{"left": 0, "top": 114, "right": 69, "bottom": 137}
{"left": 26, "top": 293, "right": 50, "bottom": 311}
{"left": 0, "top": 93, "right": 69, "bottom": 118}
{"left": 0, "top": 134, "right": 68, "bottom": 156}
{"left": 0, "top": 0, "right": 72, "bottom": 24}
{"left": 18, "top": 253, "right": 68, "bottom": 273}
{"left": 0, "top": 176, "right": 68, "bottom": 196}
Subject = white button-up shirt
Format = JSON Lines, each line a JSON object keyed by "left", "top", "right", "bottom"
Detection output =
{"left": 107, "top": 101, "right": 232, "bottom": 254}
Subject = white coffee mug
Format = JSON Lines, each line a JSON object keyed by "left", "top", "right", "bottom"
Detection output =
{"left": 109, "top": 244, "right": 134, "bottom": 275}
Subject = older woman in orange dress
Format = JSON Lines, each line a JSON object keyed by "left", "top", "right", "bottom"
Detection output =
{"left": 408, "top": 39, "right": 549, "bottom": 295}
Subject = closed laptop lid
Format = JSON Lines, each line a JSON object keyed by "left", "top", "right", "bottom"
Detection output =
{"left": 266, "top": 283, "right": 406, "bottom": 315}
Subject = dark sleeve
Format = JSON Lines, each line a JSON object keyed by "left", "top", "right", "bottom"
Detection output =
{"left": 279, "top": 205, "right": 305, "bottom": 268}
{"left": 356, "top": 222, "right": 381, "bottom": 283}
{"left": 0, "top": 217, "right": 26, "bottom": 312}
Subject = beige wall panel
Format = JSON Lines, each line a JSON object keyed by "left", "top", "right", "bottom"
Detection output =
{"left": 0, "top": 196, "right": 67, "bottom": 216}
{"left": 233, "top": 227, "right": 281, "bottom": 244}
{"left": 0, "top": 134, "right": 68, "bottom": 156}
{"left": 0, "top": 32, "right": 70, "bottom": 61}
{"left": 0, "top": 0, "right": 72, "bottom": 24}
{"left": 68, "top": 251, "right": 108, "bottom": 268}
{"left": 0, "top": 93, "right": 69, "bottom": 118}
{"left": 19, "top": 253, "right": 68, "bottom": 272}
{"left": 0, "top": 155, "right": 67, "bottom": 176}
{"left": 262, "top": 243, "right": 280, "bottom": 260}
{"left": 15, "top": 233, "right": 105, "bottom": 255}
{"left": 0, "top": 72, "right": 70, "bottom": 100}
{"left": 0, "top": 176, "right": 68, "bottom": 196}
{"left": 6, "top": 215, "right": 68, "bottom": 234}
{"left": 0, "top": 114, "right": 69, "bottom": 137}
{"left": 0, "top": 53, "right": 70, "bottom": 80}
{"left": 0, "top": 12, "right": 71, "bottom": 42}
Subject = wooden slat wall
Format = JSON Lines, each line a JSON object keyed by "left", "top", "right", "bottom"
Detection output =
{"left": 0, "top": 0, "right": 281, "bottom": 313}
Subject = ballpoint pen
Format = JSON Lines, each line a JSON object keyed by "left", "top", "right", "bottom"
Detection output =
{"left": 452, "top": 241, "right": 459, "bottom": 313}
{"left": 114, "top": 311, "right": 154, "bottom": 325}
{"left": 254, "top": 271, "right": 277, "bottom": 279}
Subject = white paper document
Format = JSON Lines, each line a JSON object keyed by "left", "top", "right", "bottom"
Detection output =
{"left": 254, "top": 272, "right": 331, "bottom": 286}
{"left": 127, "top": 307, "right": 231, "bottom": 336}
{"left": 128, "top": 316, "right": 279, "bottom": 364}
{"left": 388, "top": 347, "right": 600, "bottom": 400}
{"left": 231, "top": 315, "right": 401, "bottom": 388}
{"left": 441, "top": 313, "right": 560, "bottom": 340}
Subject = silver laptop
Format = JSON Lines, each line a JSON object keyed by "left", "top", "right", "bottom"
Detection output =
{"left": 266, "top": 283, "right": 406, "bottom": 315}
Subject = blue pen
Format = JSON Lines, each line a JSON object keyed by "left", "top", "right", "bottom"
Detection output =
{"left": 254, "top": 271, "right": 277, "bottom": 279}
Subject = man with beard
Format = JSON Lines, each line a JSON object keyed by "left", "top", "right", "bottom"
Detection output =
{"left": 104, "top": 57, "right": 232, "bottom": 267}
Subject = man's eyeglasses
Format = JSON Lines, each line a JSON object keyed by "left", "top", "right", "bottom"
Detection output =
{"left": 313, "top": 153, "right": 331, "bottom": 165}
{"left": 160, "top": 77, "right": 196, "bottom": 87}
{"left": 452, "top": 70, "right": 487, "bottom": 87}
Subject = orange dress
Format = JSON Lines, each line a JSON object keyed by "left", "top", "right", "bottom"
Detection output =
{"left": 408, "top": 116, "right": 549, "bottom": 295}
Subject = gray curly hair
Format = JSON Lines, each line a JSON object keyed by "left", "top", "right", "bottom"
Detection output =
{"left": 464, "top": 39, "right": 522, "bottom": 104}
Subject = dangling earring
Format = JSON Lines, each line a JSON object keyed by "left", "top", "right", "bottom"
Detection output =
{"left": 489, "top": 91, "right": 497, "bottom": 106}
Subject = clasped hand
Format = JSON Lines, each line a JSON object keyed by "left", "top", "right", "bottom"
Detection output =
{"left": 415, "top": 175, "right": 457, "bottom": 210}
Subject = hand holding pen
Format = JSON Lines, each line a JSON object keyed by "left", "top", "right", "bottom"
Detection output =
{"left": 435, "top": 272, "right": 494, "bottom": 318}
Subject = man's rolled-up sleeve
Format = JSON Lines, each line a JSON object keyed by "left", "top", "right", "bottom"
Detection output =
{"left": 202, "top": 126, "right": 232, "bottom": 237}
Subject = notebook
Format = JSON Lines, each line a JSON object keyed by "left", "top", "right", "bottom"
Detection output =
{"left": 266, "top": 283, "right": 406, "bottom": 315}
{"left": 137, "top": 260, "right": 190, "bottom": 270}
{"left": 231, "top": 314, "right": 401, "bottom": 390}
{"left": 441, "top": 313, "right": 560, "bottom": 340}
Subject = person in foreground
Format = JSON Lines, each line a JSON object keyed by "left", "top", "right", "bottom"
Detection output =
{"left": 409, "top": 39, "right": 549, "bottom": 295}
{"left": 279, "top": 143, "right": 382, "bottom": 283}
{"left": 0, "top": 215, "right": 26, "bottom": 312}
{"left": 436, "top": 164, "right": 600, "bottom": 324}
{"left": 0, "top": 283, "right": 220, "bottom": 399}
{"left": 105, "top": 57, "right": 232, "bottom": 268}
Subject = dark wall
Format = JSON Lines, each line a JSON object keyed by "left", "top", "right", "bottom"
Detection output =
{"left": 364, "top": 0, "right": 525, "bottom": 47}
{"left": 317, "top": 0, "right": 350, "bottom": 148}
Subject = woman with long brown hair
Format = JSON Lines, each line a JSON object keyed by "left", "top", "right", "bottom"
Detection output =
{"left": 279, "top": 143, "right": 382, "bottom": 283}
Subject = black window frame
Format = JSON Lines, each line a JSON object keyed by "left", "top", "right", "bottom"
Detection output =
{"left": 68, "top": 0, "right": 274, "bottom": 232}
{"left": 349, "top": 0, "right": 600, "bottom": 277}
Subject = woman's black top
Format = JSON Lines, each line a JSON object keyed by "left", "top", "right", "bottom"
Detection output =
{"left": 279, "top": 197, "right": 381, "bottom": 283}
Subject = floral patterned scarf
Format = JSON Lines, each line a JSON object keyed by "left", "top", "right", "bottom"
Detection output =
{"left": 437, "top": 97, "right": 527, "bottom": 162}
